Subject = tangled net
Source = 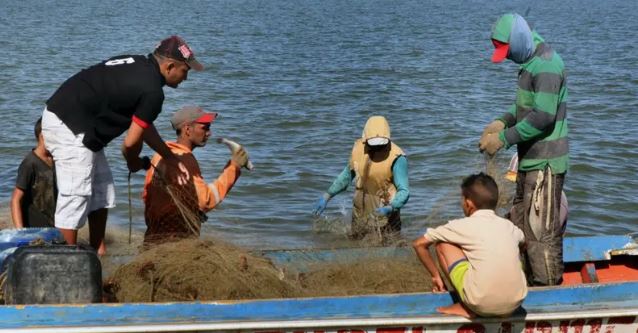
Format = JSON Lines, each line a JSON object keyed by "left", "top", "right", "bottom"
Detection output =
{"left": 300, "top": 257, "right": 432, "bottom": 297}
{"left": 107, "top": 239, "right": 304, "bottom": 302}
{"left": 107, "top": 238, "right": 434, "bottom": 302}
{"left": 484, "top": 153, "right": 516, "bottom": 215}
{"left": 142, "top": 158, "right": 205, "bottom": 244}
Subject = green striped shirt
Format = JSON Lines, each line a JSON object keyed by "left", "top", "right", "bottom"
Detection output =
{"left": 498, "top": 34, "right": 569, "bottom": 174}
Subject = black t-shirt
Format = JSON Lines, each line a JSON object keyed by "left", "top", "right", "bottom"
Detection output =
{"left": 15, "top": 151, "right": 57, "bottom": 228}
{"left": 46, "top": 54, "right": 166, "bottom": 151}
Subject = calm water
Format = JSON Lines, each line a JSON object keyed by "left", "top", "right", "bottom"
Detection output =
{"left": 0, "top": 0, "right": 636, "bottom": 249}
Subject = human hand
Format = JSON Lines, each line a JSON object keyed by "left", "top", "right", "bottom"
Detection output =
{"left": 125, "top": 156, "right": 146, "bottom": 173}
{"left": 431, "top": 276, "right": 446, "bottom": 292}
{"left": 479, "top": 133, "right": 504, "bottom": 155}
{"left": 218, "top": 138, "right": 254, "bottom": 170}
{"left": 230, "top": 146, "right": 249, "bottom": 169}
{"left": 375, "top": 205, "right": 393, "bottom": 217}
{"left": 479, "top": 120, "right": 505, "bottom": 148}
{"left": 482, "top": 120, "right": 505, "bottom": 136}
{"left": 312, "top": 193, "right": 331, "bottom": 216}
{"left": 141, "top": 156, "right": 151, "bottom": 170}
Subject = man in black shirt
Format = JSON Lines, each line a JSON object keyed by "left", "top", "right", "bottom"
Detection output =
{"left": 41, "top": 35, "right": 203, "bottom": 255}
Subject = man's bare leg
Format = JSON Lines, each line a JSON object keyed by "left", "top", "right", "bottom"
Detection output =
{"left": 59, "top": 228, "right": 78, "bottom": 245}
{"left": 434, "top": 242, "right": 475, "bottom": 318}
{"left": 88, "top": 208, "right": 107, "bottom": 256}
{"left": 435, "top": 242, "right": 467, "bottom": 279}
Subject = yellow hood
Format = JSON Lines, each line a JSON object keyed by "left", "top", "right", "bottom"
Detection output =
{"left": 362, "top": 116, "right": 391, "bottom": 142}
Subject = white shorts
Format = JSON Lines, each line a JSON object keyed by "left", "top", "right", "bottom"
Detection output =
{"left": 41, "top": 108, "right": 115, "bottom": 230}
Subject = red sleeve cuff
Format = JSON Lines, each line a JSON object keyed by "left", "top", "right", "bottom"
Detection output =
{"left": 132, "top": 115, "right": 150, "bottom": 129}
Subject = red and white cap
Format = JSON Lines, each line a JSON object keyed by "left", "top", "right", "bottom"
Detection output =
{"left": 154, "top": 35, "right": 204, "bottom": 71}
{"left": 170, "top": 106, "right": 218, "bottom": 130}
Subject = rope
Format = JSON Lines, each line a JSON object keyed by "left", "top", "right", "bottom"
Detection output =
{"left": 128, "top": 156, "right": 151, "bottom": 245}
{"left": 128, "top": 171, "right": 133, "bottom": 244}
{"left": 0, "top": 271, "right": 6, "bottom": 303}
{"left": 545, "top": 168, "right": 553, "bottom": 232}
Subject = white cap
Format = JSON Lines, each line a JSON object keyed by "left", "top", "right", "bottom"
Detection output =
{"left": 367, "top": 137, "right": 390, "bottom": 146}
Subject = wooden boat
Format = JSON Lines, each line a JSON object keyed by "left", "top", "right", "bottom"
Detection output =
{"left": 0, "top": 234, "right": 636, "bottom": 333}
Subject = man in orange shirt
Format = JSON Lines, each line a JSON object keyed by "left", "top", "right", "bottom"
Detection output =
{"left": 142, "top": 106, "right": 247, "bottom": 244}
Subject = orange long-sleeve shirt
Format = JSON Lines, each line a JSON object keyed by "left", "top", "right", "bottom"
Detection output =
{"left": 142, "top": 142, "right": 240, "bottom": 243}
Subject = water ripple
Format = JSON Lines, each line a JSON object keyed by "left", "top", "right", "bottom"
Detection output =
{"left": 0, "top": 0, "right": 636, "bottom": 248}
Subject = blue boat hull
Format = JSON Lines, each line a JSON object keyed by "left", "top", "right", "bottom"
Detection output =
{"left": 0, "top": 282, "right": 637, "bottom": 332}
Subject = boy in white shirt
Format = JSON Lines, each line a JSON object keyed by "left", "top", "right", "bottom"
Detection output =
{"left": 413, "top": 173, "right": 527, "bottom": 318}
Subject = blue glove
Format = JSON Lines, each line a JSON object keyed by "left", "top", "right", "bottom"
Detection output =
{"left": 375, "top": 206, "right": 394, "bottom": 216}
{"left": 312, "top": 193, "right": 331, "bottom": 216}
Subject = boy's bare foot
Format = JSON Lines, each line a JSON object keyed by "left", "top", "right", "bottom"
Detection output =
{"left": 96, "top": 244, "right": 106, "bottom": 257}
{"left": 437, "top": 303, "right": 476, "bottom": 319}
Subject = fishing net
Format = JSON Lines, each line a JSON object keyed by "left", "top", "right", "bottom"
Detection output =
{"left": 142, "top": 160, "right": 206, "bottom": 245}
{"left": 107, "top": 238, "right": 304, "bottom": 302}
{"left": 484, "top": 153, "right": 516, "bottom": 214}
{"left": 299, "top": 255, "right": 433, "bottom": 296}
{"left": 106, "top": 237, "right": 435, "bottom": 302}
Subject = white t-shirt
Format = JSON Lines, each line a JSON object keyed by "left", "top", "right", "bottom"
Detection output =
{"left": 425, "top": 209, "right": 528, "bottom": 316}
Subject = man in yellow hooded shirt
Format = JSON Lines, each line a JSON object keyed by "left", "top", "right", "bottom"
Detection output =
{"left": 313, "top": 116, "right": 409, "bottom": 241}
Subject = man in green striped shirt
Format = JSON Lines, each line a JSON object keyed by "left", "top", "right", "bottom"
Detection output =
{"left": 479, "top": 13, "right": 568, "bottom": 286}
